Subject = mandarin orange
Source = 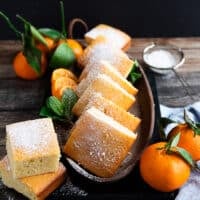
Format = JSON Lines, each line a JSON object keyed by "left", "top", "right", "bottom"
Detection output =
{"left": 140, "top": 142, "right": 191, "bottom": 192}
{"left": 13, "top": 51, "right": 47, "bottom": 80}
{"left": 169, "top": 123, "right": 200, "bottom": 161}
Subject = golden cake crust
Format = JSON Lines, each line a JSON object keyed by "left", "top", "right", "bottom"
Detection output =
{"left": 64, "top": 107, "right": 137, "bottom": 178}
{"left": 83, "top": 93, "right": 141, "bottom": 131}
{"left": 6, "top": 118, "right": 61, "bottom": 178}
{"left": 73, "top": 74, "right": 136, "bottom": 116}
{"left": 84, "top": 24, "right": 131, "bottom": 51}
{"left": 78, "top": 37, "right": 133, "bottom": 79}
{"left": 0, "top": 156, "right": 66, "bottom": 200}
{"left": 76, "top": 60, "right": 138, "bottom": 97}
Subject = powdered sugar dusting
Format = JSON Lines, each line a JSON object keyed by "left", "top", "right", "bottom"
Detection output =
{"left": 77, "top": 60, "right": 136, "bottom": 96}
{"left": 80, "top": 42, "right": 131, "bottom": 76}
{"left": 6, "top": 118, "right": 55, "bottom": 156}
{"left": 85, "top": 24, "right": 130, "bottom": 49}
{"left": 70, "top": 107, "right": 136, "bottom": 173}
{"left": 74, "top": 74, "right": 135, "bottom": 115}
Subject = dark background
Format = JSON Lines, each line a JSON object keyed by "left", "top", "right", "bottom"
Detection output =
{"left": 1, "top": 0, "right": 200, "bottom": 39}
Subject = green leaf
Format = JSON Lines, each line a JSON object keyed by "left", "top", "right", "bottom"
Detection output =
{"left": 46, "top": 96, "right": 64, "bottom": 117}
{"left": 23, "top": 24, "right": 42, "bottom": 74}
{"left": 60, "top": 1, "right": 67, "bottom": 38}
{"left": 158, "top": 121, "right": 167, "bottom": 141}
{"left": 160, "top": 117, "right": 177, "bottom": 128}
{"left": 39, "top": 106, "right": 64, "bottom": 121}
{"left": 30, "top": 26, "right": 48, "bottom": 47}
{"left": 170, "top": 132, "right": 180, "bottom": 148}
{"left": 184, "top": 110, "right": 200, "bottom": 136}
{"left": 165, "top": 132, "right": 180, "bottom": 152}
{"left": 38, "top": 28, "right": 61, "bottom": 40}
{"left": 159, "top": 117, "right": 177, "bottom": 141}
{"left": 16, "top": 15, "right": 44, "bottom": 74}
{"left": 128, "top": 60, "right": 142, "bottom": 84}
{"left": 62, "top": 88, "right": 78, "bottom": 120}
{"left": 133, "top": 59, "right": 139, "bottom": 69}
{"left": 130, "top": 72, "right": 142, "bottom": 84}
{"left": 16, "top": 14, "right": 47, "bottom": 47}
{"left": 173, "top": 146, "right": 195, "bottom": 167}
{"left": 0, "top": 11, "right": 22, "bottom": 37}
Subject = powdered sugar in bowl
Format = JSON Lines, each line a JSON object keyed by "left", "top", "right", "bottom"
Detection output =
{"left": 143, "top": 43, "right": 185, "bottom": 74}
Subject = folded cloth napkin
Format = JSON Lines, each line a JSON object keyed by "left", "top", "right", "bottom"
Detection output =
{"left": 160, "top": 101, "right": 200, "bottom": 200}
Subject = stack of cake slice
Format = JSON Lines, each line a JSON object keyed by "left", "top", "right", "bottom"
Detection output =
{"left": 0, "top": 118, "right": 66, "bottom": 200}
{"left": 78, "top": 36, "right": 134, "bottom": 80}
{"left": 64, "top": 25, "right": 141, "bottom": 178}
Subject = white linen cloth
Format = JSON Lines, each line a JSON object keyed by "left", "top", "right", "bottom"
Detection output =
{"left": 160, "top": 102, "right": 200, "bottom": 200}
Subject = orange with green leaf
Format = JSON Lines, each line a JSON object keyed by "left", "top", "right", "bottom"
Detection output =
{"left": 38, "top": 2, "right": 85, "bottom": 68}
{"left": 0, "top": 12, "right": 48, "bottom": 80}
{"left": 168, "top": 111, "right": 200, "bottom": 161}
{"left": 140, "top": 133, "right": 194, "bottom": 192}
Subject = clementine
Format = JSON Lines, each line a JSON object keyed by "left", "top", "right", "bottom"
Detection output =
{"left": 36, "top": 37, "right": 56, "bottom": 53}
{"left": 140, "top": 142, "right": 191, "bottom": 192}
{"left": 13, "top": 51, "right": 47, "bottom": 80}
{"left": 58, "top": 39, "right": 83, "bottom": 59}
{"left": 51, "top": 68, "right": 78, "bottom": 84}
{"left": 169, "top": 123, "right": 200, "bottom": 161}
{"left": 51, "top": 76, "right": 77, "bottom": 99}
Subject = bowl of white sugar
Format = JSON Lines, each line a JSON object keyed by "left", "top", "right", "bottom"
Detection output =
{"left": 143, "top": 43, "right": 185, "bottom": 74}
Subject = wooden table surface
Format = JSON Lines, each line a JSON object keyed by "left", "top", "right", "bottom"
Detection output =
{"left": 0, "top": 38, "right": 200, "bottom": 159}
{"left": 0, "top": 38, "right": 199, "bottom": 177}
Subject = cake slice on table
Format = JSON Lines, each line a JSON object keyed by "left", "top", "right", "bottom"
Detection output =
{"left": 73, "top": 74, "right": 136, "bottom": 116}
{"left": 6, "top": 118, "right": 61, "bottom": 178}
{"left": 78, "top": 37, "right": 133, "bottom": 80}
{"left": 0, "top": 156, "right": 66, "bottom": 200}
{"left": 83, "top": 93, "right": 141, "bottom": 131}
{"left": 76, "top": 60, "right": 138, "bottom": 97}
{"left": 64, "top": 107, "right": 137, "bottom": 178}
{"left": 84, "top": 24, "right": 131, "bottom": 51}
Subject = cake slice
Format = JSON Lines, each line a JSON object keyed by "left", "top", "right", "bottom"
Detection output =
{"left": 6, "top": 118, "right": 61, "bottom": 178}
{"left": 84, "top": 24, "right": 131, "bottom": 51}
{"left": 0, "top": 156, "right": 66, "bottom": 200}
{"left": 78, "top": 37, "right": 133, "bottom": 80}
{"left": 64, "top": 107, "right": 137, "bottom": 178}
{"left": 76, "top": 60, "right": 138, "bottom": 97}
{"left": 73, "top": 74, "right": 136, "bottom": 116}
{"left": 83, "top": 93, "right": 141, "bottom": 131}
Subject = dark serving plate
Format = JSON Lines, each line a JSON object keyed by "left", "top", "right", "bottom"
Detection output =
{"left": 64, "top": 65, "right": 155, "bottom": 183}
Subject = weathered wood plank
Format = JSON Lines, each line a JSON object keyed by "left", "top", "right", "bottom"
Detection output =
{"left": 0, "top": 64, "right": 17, "bottom": 78}
{"left": 0, "top": 78, "right": 47, "bottom": 111}
{"left": 154, "top": 70, "right": 200, "bottom": 106}
{"left": 0, "top": 41, "right": 21, "bottom": 64}
{"left": 130, "top": 37, "right": 200, "bottom": 49}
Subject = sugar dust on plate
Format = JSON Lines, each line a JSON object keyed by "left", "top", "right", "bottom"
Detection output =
{"left": 144, "top": 49, "right": 178, "bottom": 68}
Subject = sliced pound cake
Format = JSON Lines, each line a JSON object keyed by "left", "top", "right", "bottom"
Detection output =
{"left": 73, "top": 74, "right": 136, "bottom": 116}
{"left": 64, "top": 107, "right": 137, "bottom": 178}
{"left": 0, "top": 156, "right": 66, "bottom": 200}
{"left": 83, "top": 93, "right": 141, "bottom": 131}
{"left": 76, "top": 60, "right": 138, "bottom": 97}
{"left": 84, "top": 24, "right": 131, "bottom": 51}
{"left": 6, "top": 118, "right": 61, "bottom": 178}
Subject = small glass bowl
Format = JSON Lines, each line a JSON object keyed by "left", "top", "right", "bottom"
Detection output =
{"left": 143, "top": 43, "right": 185, "bottom": 74}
